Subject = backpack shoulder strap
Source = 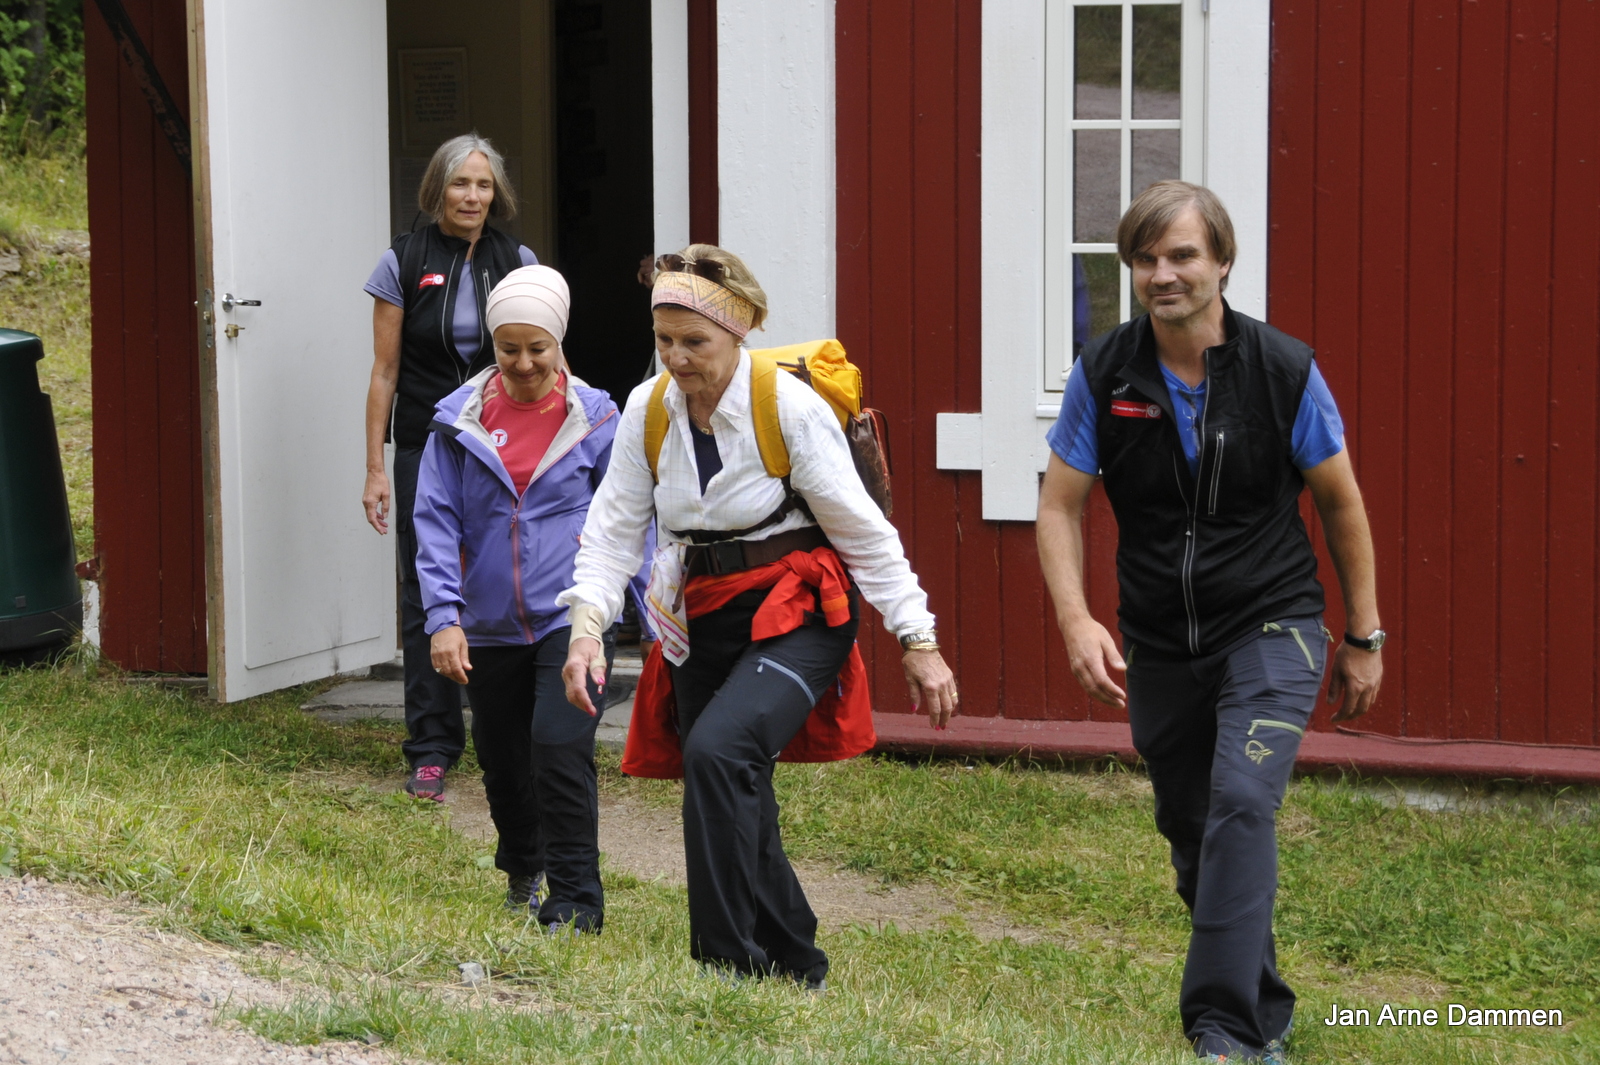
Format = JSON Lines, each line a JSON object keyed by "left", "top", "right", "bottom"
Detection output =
{"left": 748, "top": 352, "right": 792, "bottom": 480}
{"left": 642, "top": 372, "right": 673, "bottom": 482}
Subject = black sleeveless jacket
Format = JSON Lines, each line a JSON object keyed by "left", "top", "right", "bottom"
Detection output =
{"left": 1078, "top": 302, "right": 1325, "bottom": 657}
{"left": 390, "top": 224, "right": 524, "bottom": 448}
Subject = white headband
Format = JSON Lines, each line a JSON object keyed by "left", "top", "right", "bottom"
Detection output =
{"left": 485, "top": 265, "right": 570, "bottom": 342}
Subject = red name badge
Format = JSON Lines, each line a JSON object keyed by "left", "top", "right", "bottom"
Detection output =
{"left": 1111, "top": 399, "right": 1162, "bottom": 419}
{"left": 418, "top": 273, "right": 446, "bottom": 289}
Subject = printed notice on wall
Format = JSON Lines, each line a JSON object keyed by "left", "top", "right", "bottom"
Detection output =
{"left": 399, "top": 48, "right": 470, "bottom": 150}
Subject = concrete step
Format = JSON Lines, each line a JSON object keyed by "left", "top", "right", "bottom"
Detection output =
{"left": 371, "top": 654, "right": 404, "bottom": 682}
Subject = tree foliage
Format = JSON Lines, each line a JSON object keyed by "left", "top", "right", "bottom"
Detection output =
{"left": 0, "top": 0, "right": 84, "bottom": 155}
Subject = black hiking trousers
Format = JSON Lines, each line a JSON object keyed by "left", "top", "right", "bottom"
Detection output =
{"left": 465, "top": 627, "right": 612, "bottom": 931}
{"left": 669, "top": 588, "right": 858, "bottom": 982}
{"left": 394, "top": 445, "right": 466, "bottom": 770}
{"left": 1125, "top": 616, "right": 1327, "bottom": 1060}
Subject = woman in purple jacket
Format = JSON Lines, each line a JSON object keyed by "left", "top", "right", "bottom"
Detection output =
{"left": 413, "top": 265, "right": 644, "bottom": 931}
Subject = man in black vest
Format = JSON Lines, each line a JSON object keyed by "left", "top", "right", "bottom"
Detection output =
{"left": 1037, "top": 181, "right": 1384, "bottom": 1063}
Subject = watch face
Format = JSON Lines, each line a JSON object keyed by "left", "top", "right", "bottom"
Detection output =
{"left": 1369, "top": 630, "right": 1387, "bottom": 651}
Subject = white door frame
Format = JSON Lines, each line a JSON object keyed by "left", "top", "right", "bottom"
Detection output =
{"left": 941, "top": 0, "right": 1271, "bottom": 521}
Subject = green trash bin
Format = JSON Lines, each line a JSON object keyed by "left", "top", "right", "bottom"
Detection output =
{"left": 0, "top": 329, "right": 82, "bottom": 655}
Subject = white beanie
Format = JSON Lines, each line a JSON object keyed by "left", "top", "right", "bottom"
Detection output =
{"left": 485, "top": 265, "right": 570, "bottom": 342}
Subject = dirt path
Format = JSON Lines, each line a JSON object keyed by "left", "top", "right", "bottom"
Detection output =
{"left": 435, "top": 774, "right": 1058, "bottom": 944}
{"left": 0, "top": 877, "right": 406, "bottom": 1065}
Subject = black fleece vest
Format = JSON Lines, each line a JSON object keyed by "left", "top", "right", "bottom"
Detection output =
{"left": 390, "top": 224, "right": 524, "bottom": 448}
{"left": 1079, "top": 303, "right": 1325, "bottom": 657}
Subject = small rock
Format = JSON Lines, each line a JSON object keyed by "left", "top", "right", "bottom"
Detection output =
{"left": 129, "top": 999, "right": 147, "bottom": 1010}
{"left": 457, "top": 961, "right": 486, "bottom": 987}
{"left": 72, "top": 953, "right": 86, "bottom": 964}
{"left": 362, "top": 1031, "right": 383, "bottom": 1046}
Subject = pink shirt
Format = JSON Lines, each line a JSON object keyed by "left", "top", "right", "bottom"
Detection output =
{"left": 480, "top": 373, "right": 568, "bottom": 495}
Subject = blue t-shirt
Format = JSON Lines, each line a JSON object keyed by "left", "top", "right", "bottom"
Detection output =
{"left": 1048, "top": 358, "right": 1345, "bottom": 477}
{"left": 364, "top": 244, "right": 539, "bottom": 363}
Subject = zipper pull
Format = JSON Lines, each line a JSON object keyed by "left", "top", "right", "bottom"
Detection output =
{"left": 509, "top": 512, "right": 517, "bottom": 539}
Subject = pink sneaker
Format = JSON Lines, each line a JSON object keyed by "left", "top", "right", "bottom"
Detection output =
{"left": 405, "top": 764, "right": 446, "bottom": 801}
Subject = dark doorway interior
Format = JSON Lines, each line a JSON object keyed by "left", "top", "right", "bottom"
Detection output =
{"left": 554, "top": 0, "right": 655, "bottom": 407}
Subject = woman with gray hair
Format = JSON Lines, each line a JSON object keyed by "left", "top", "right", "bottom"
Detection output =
{"left": 360, "top": 133, "right": 540, "bottom": 801}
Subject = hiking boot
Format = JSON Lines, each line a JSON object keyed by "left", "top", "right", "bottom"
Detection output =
{"left": 504, "top": 872, "right": 546, "bottom": 913}
{"left": 404, "top": 764, "right": 446, "bottom": 801}
{"left": 794, "top": 963, "right": 828, "bottom": 994}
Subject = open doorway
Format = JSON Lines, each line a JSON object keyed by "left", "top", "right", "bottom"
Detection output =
{"left": 384, "top": 0, "right": 655, "bottom": 408}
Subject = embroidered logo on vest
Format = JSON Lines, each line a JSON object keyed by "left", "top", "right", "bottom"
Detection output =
{"left": 419, "top": 273, "right": 446, "bottom": 289}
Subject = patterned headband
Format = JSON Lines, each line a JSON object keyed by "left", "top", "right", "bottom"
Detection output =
{"left": 651, "top": 270, "right": 757, "bottom": 340}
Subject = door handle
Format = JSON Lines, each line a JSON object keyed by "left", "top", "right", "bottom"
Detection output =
{"left": 221, "top": 293, "right": 261, "bottom": 311}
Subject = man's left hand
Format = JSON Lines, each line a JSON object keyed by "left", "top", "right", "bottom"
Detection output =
{"left": 1327, "top": 643, "right": 1382, "bottom": 722}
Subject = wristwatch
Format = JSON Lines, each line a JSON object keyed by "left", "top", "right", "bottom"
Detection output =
{"left": 899, "top": 629, "right": 939, "bottom": 653}
{"left": 1343, "top": 628, "right": 1386, "bottom": 652}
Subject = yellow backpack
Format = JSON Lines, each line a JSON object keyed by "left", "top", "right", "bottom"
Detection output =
{"left": 642, "top": 339, "right": 893, "bottom": 516}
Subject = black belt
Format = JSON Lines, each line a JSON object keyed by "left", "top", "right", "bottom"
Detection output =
{"left": 683, "top": 525, "right": 832, "bottom": 578}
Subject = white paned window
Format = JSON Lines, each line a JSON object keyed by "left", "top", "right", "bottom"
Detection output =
{"left": 961, "top": 0, "right": 1266, "bottom": 519}
{"left": 1041, "top": 0, "right": 1204, "bottom": 406}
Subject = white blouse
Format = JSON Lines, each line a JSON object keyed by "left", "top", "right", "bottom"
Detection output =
{"left": 558, "top": 349, "right": 936, "bottom": 642}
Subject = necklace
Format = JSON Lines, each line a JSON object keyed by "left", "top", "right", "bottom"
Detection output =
{"left": 691, "top": 414, "right": 715, "bottom": 435}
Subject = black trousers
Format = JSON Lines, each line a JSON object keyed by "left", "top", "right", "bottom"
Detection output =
{"left": 1125, "top": 616, "right": 1326, "bottom": 1059}
{"left": 465, "top": 627, "right": 613, "bottom": 929}
{"left": 669, "top": 589, "right": 858, "bottom": 979}
{"left": 393, "top": 445, "right": 465, "bottom": 770}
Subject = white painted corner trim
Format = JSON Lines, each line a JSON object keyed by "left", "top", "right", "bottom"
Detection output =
{"left": 651, "top": 0, "right": 690, "bottom": 256}
{"left": 716, "top": 0, "right": 837, "bottom": 348}
{"left": 948, "top": 0, "right": 1270, "bottom": 521}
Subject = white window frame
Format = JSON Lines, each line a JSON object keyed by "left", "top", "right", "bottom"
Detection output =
{"left": 937, "top": 0, "right": 1270, "bottom": 521}
{"left": 1041, "top": 0, "right": 1205, "bottom": 403}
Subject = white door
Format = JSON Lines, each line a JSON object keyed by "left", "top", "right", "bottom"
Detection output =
{"left": 195, "top": 0, "right": 396, "bottom": 700}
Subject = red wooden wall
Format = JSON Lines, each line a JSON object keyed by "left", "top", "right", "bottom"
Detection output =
{"left": 84, "top": 0, "right": 206, "bottom": 672}
{"left": 1270, "top": 0, "right": 1600, "bottom": 746}
{"left": 843, "top": 0, "right": 1600, "bottom": 749}
{"left": 836, "top": 0, "right": 1116, "bottom": 724}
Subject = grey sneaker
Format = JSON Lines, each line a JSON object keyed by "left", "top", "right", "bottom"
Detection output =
{"left": 504, "top": 872, "right": 545, "bottom": 912}
{"left": 1262, "top": 1021, "right": 1293, "bottom": 1065}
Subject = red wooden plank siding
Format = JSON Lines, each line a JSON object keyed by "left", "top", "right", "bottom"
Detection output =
{"left": 1546, "top": 0, "right": 1600, "bottom": 746}
{"left": 1401, "top": 0, "right": 1460, "bottom": 743}
{"left": 1270, "top": 0, "right": 1600, "bottom": 747}
{"left": 687, "top": 0, "right": 718, "bottom": 245}
{"left": 836, "top": 0, "right": 992, "bottom": 719}
{"left": 84, "top": 0, "right": 205, "bottom": 672}
{"left": 1352, "top": 0, "right": 1409, "bottom": 737}
{"left": 950, "top": 0, "right": 1000, "bottom": 720}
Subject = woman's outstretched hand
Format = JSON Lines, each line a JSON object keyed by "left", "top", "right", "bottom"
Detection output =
{"left": 903, "top": 649, "right": 958, "bottom": 730}
{"left": 562, "top": 636, "right": 607, "bottom": 717}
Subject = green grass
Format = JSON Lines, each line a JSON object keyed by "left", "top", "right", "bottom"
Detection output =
{"left": 0, "top": 147, "right": 91, "bottom": 557}
{"left": 0, "top": 146, "right": 88, "bottom": 234}
{"left": 2, "top": 666, "right": 1596, "bottom": 1063}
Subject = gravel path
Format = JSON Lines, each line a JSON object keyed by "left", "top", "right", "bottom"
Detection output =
{"left": 0, "top": 877, "right": 404, "bottom": 1065}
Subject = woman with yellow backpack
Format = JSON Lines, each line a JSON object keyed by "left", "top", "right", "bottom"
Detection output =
{"left": 556, "top": 245, "right": 957, "bottom": 988}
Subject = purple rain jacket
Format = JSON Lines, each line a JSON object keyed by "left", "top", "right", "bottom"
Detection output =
{"left": 414, "top": 367, "right": 653, "bottom": 646}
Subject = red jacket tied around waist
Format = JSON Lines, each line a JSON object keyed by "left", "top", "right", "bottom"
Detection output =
{"left": 620, "top": 547, "right": 876, "bottom": 779}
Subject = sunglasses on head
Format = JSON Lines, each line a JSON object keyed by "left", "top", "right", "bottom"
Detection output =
{"left": 654, "top": 253, "right": 727, "bottom": 287}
